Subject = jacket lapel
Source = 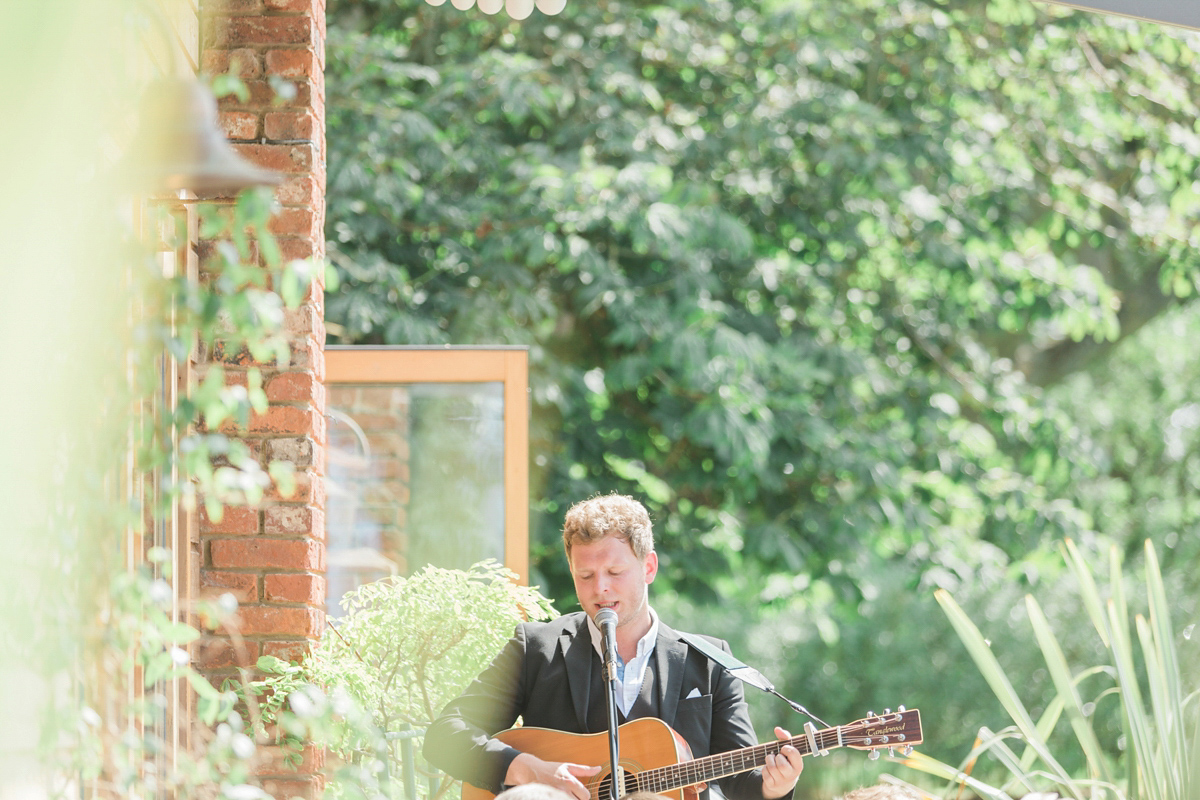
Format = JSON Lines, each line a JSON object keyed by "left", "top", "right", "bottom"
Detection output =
{"left": 655, "top": 622, "right": 689, "bottom": 725}
{"left": 561, "top": 618, "right": 595, "bottom": 731}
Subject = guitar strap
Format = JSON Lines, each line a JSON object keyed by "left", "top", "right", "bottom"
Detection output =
{"left": 679, "top": 631, "right": 828, "bottom": 727}
{"left": 678, "top": 631, "right": 778, "bottom": 694}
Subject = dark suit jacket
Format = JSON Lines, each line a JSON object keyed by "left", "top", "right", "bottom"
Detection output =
{"left": 423, "top": 612, "right": 784, "bottom": 800}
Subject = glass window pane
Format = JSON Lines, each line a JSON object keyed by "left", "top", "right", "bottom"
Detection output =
{"left": 325, "top": 381, "right": 505, "bottom": 617}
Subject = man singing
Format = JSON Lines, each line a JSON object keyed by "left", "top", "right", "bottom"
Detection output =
{"left": 423, "top": 494, "right": 804, "bottom": 800}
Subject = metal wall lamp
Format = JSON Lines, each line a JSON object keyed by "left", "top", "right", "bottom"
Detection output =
{"left": 128, "top": 77, "right": 281, "bottom": 196}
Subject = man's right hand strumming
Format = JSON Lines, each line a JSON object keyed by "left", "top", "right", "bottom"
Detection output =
{"left": 504, "top": 753, "right": 601, "bottom": 800}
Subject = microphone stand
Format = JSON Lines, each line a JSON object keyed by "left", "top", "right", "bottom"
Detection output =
{"left": 597, "top": 610, "right": 622, "bottom": 800}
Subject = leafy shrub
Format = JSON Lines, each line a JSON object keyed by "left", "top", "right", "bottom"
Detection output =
{"left": 250, "top": 561, "right": 556, "bottom": 800}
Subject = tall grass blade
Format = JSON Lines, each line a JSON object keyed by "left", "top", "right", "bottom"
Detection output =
{"left": 933, "top": 540, "right": 1195, "bottom": 800}
{"left": 1066, "top": 542, "right": 1137, "bottom": 800}
{"left": 1107, "top": 545, "right": 1141, "bottom": 800}
{"left": 1109, "top": 546, "right": 1129, "bottom": 652}
{"left": 980, "top": 727, "right": 1048, "bottom": 797}
{"left": 1187, "top": 697, "right": 1200, "bottom": 800}
{"left": 1063, "top": 538, "right": 1111, "bottom": 649}
{"left": 935, "top": 589, "right": 1081, "bottom": 796}
{"left": 1138, "top": 615, "right": 1182, "bottom": 800}
{"left": 900, "top": 749, "right": 1014, "bottom": 800}
{"left": 1026, "top": 594, "right": 1115, "bottom": 788}
{"left": 1109, "top": 600, "right": 1161, "bottom": 800}
{"left": 1019, "top": 693, "right": 1066, "bottom": 774}
{"left": 1144, "top": 541, "right": 1187, "bottom": 795}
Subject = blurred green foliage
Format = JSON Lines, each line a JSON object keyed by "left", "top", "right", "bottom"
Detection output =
{"left": 30, "top": 182, "right": 318, "bottom": 800}
{"left": 320, "top": 0, "right": 1200, "bottom": 785}
{"left": 0, "top": 3, "right": 319, "bottom": 793}
{"left": 911, "top": 540, "right": 1198, "bottom": 800}
{"left": 248, "top": 561, "right": 556, "bottom": 800}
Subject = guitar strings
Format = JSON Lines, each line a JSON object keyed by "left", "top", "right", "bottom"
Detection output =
{"left": 587, "top": 718, "right": 913, "bottom": 799}
{"left": 592, "top": 772, "right": 640, "bottom": 800}
{"left": 611, "top": 729, "right": 850, "bottom": 796}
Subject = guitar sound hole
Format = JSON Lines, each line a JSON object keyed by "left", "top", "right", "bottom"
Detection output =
{"left": 595, "top": 772, "right": 640, "bottom": 800}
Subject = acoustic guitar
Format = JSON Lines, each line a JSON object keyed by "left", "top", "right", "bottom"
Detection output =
{"left": 462, "top": 707, "right": 922, "bottom": 800}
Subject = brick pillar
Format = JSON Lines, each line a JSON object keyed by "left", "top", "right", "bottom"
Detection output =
{"left": 196, "top": 2, "right": 327, "bottom": 797}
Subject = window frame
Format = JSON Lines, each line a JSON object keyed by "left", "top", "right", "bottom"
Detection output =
{"left": 324, "top": 345, "right": 530, "bottom": 582}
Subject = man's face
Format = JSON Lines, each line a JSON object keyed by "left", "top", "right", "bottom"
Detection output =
{"left": 569, "top": 534, "right": 658, "bottom": 631}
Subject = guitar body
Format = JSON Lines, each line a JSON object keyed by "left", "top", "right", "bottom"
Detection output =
{"left": 456, "top": 708, "right": 923, "bottom": 800}
{"left": 461, "top": 718, "right": 697, "bottom": 800}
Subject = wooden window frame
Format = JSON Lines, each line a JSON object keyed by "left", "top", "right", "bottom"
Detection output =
{"left": 325, "top": 346, "right": 530, "bottom": 582}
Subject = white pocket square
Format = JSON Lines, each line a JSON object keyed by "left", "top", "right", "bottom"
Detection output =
{"left": 685, "top": 688, "right": 702, "bottom": 699}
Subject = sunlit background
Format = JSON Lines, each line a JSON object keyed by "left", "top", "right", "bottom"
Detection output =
{"left": 1, "top": 4, "right": 138, "bottom": 796}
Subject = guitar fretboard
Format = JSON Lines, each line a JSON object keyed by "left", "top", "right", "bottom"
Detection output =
{"left": 599, "top": 727, "right": 843, "bottom": 797}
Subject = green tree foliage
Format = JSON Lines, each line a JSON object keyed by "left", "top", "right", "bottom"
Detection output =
{"left": 249, "top": 562, "right": 556, "bottom": 800}
{"left": 1052, "top": 305, "right": 1200, "bottom": 585}
{"left": 322, "top": 0, "right": 1200, "bottom": 771}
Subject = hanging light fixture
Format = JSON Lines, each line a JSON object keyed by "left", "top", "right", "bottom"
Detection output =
{"left": 423, "top": 0, "right": 566, "bottom": 18}
{"left": 126, "top": 77, "right": 282, "bottom": 196}
{"left": 505, "top": 0, "right": 535, "bottom": 19}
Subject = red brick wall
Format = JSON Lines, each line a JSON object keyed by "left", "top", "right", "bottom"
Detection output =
{"left": 202, "top": 0, "right": 326, "bottom": 254}
{"left": 194, "top": 3, "right": 327, "bottom": 794}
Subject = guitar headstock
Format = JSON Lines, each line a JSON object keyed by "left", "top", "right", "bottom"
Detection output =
{"left": 840, "top": 707, "right": 922, "bottom": 758}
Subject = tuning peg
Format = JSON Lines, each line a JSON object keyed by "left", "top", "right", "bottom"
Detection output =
{"left": 868, "top": 749, "right": 880, "bottom": 761}
{"left": 902, "top": 746, "right": 913, "bottom": 756}
{"left": 888, "top": 747, "right": 896, "bottom": 758}
{"left": 866, "top": 710, "right": 875, "bottom": 718}
{"left": 884, "top": 708, "right": 892, "bottom": 715}
{"left": 898, "top": 705, "right": 906, "bottom": 712}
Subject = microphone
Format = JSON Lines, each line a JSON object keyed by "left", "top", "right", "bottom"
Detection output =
{"left": 594, "top": 607, "right": 621, "bottom": 800}
{"left": 595, "top": 608, "right": 619, "bottom": 683}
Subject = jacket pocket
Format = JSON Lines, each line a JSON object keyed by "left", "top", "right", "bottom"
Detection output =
{"left": 674, "top": 694, "right": 713, "bottom": 756}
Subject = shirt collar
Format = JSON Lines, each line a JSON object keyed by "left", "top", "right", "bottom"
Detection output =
{"left": 586, "top": 607, "right": 659, "bottom": 661}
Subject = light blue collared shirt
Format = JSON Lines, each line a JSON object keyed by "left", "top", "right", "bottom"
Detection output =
{"left": 587, "top": 608, "right": 660, "bottom": 716}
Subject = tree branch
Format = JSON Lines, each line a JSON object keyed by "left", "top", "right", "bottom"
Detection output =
{"left": 1018, "top": 261, "right": 1182, "bottom": 386}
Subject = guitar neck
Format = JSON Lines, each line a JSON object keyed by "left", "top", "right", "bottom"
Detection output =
{"left": 471, "top": 709, "right": 922, "bottom": 800}
{"left": 631, "top": 728, "right": 839, "bottom": 794}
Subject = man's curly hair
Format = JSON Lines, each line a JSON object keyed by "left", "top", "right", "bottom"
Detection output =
{"left": 562, "top": 493, "right": 654, "bottom": 561}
